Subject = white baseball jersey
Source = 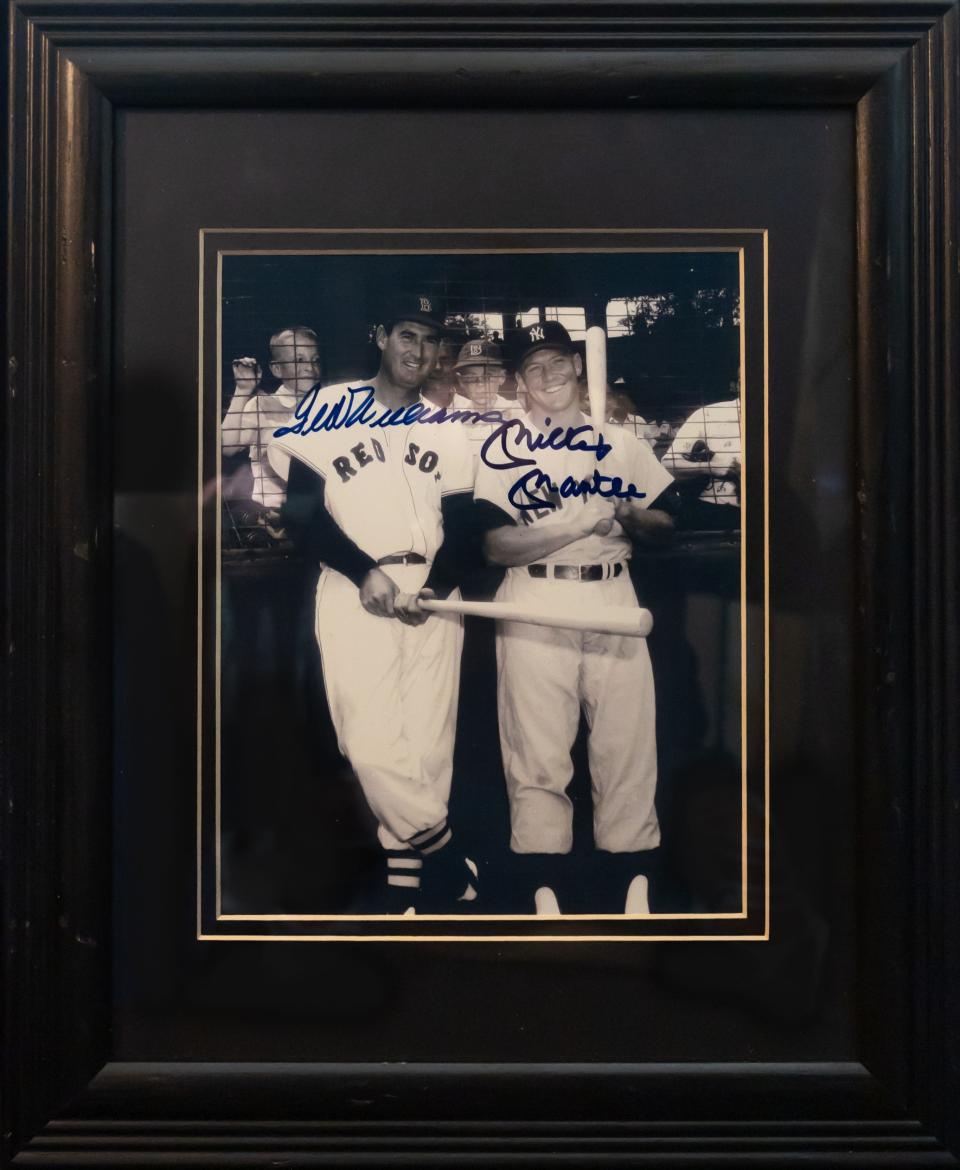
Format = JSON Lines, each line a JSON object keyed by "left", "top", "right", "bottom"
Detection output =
{"left": 223, "top": 386, "right": 300, "bottom": 506}
{"left": 664, "top": 399, "right": 742, "bottom": 505}
{"left": 474, "top": 412, "right": 674, "bottom": 565}
{"left": 268, "top": 381, "right": 475, "bottom": 563}
{"left": 268, "top": 381, "right": 473, "bottom": 854}
{"left": 478, "top": 413, "right": 670, "bottom": 857}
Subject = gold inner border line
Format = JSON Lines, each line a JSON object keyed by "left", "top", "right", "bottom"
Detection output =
{"left": 196, "top": 236, "right": 205, "bottom": 936}
{"left": 200, "top": 933, "right": 771, "bottom": 944}
{"left": 218, "top": 247, "right": 743, "bottom": 257}
{"left": 217, "top": 912, "right": 749, "bottom": 922}
{"left": 198, "top": 230, "right": 767, "bottom": 941}
{"left": 739, "top": 247, "right": 749, "bottom": 902}
{"left": 763, "top": 229, "right": 772, "bottom": 942}
{"left": 202, "top": 227, "right": 765, "bottom": 235}
{"left": 215, "top": 252, "right": 224, "bottom": 919}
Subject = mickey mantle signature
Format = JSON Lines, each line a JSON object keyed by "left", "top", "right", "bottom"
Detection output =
{"left": 479, "top": 419, "right": 646, "bottom": 512}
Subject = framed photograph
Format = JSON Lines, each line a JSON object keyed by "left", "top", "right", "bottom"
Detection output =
{"left": 4, "top": 2, "right": 958, "bottom": 1166}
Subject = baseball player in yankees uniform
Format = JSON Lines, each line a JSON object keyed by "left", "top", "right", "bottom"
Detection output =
{"left": 221, "top": 326, "right": 322, "bottom": 508}
{"left": 270, "top": 293, "right": 479, "bottom": 913}
{"left": 473, "top": 322, "right": 679, "bottom": 915}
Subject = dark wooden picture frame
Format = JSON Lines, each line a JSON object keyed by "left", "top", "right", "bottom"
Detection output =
{"left": 4, "top": 2, "right": 958, "bottom": 1165}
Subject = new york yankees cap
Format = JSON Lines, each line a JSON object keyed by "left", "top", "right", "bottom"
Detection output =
{"left": 453, "top": 338, "right": 505, "bottom": 370}
{"left": 507, "top": 320, "right": 575, "bottom": 369}
{"left": 381, "top": 290, "right": 448, "bottom": 331}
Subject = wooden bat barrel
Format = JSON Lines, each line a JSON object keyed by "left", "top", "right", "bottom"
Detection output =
{"left": 419, "top": 597, "right": 653, "bottom": 638}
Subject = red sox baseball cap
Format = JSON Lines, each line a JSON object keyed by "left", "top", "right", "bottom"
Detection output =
{"left": 507, "top": 321, "right": 575, "bottom": 369}
{"left": 453, "top": 338, "right": 505, "bottom": 370}
{"left": 381, "top": 290, "right": 448, "bottom": 331}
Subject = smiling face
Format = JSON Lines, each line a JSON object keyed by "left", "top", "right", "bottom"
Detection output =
{"left": 456, "top": 363, "right": 507, "bottom": 410}
{"left": 376, "top": 320, "right": 441, "bottom": 392}
{"left": 518, "top": 346, "right": 583, "bottom": 421}
{"left": 269, "top": 330, "right": 321, "bottom": 395}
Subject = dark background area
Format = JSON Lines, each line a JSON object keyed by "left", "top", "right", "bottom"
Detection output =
{"left": 114, "top": 108, "right": 855, "bottom": 1063}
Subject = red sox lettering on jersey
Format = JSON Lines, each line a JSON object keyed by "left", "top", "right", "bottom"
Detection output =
{"left": 267, "top": 380, "right": 473, "bottom": 563}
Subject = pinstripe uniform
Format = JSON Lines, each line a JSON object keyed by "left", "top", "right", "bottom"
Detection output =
{"left": 475, "top": 414, "right": 673, "bottom": 856}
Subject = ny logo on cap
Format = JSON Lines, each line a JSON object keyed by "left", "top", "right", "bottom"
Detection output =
{"left": 419, "top": 296, "right": 432, "bottom": 313}
{"left": 529, "top": 325, "right": 545, "bottom": 342}
{"left": 469, "top": 342, "right": 483, "bottom": 356}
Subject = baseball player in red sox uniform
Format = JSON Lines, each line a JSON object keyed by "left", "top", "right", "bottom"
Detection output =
{"left": 269, "top": 293, "right": 478, "bottom": 913}
{"left": 473, "top": 322, "right": 679, "bottom": 915}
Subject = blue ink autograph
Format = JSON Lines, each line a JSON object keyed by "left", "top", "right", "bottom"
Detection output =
{"left": 504, "top": 468, "right": 646, "bottom": 511}
{"left": 273, "top": 385, "right": 504, "bottom": 437}
{"left": 479, "top": 418, "right": 646, "bottom": 512}
{"left": 480, "top": 418, "right": 612, "bottom": 466}
{"left": 272, "top": 386, "right": 646, "bottom": 513}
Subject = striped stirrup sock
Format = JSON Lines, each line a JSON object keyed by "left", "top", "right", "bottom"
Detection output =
{"left": 386, "top": 851, "right": 423, "bottom": 890}
{"left": 408, "top": 819, "right": 453, "bottom": 856}
{"left": 407, "top": 820, "right": 479, "bottom": 905}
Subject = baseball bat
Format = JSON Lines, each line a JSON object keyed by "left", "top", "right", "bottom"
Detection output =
{"left": 584, "top": 324, "right": 616, "bottom": 537}
{"left": 419, "top": 597, "right": 653, "bottom": 638}
{"left": 584, "top": 325, "right": 608, "bottom": 439}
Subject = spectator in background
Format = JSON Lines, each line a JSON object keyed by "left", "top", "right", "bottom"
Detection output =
{"left": 497, "top": 370, "right": 520, "bottom": 405}
{"left": 221, "top": 326, "right": 321, "bottom": 509}
{"left": 580, "top": 379, "right": 650, "bottom": 441}
{"left": 649, "top": 418, "right": 677, "bottom": 461}
{"left": 451, "top": 339, "right": 516, "bottom": 416}
{"left": 422, "top": 336, "right": 459, "bottom": 409}
{"left": 607, "top": 390, "right": 631, "bottom": 427}
{"left": 611, "top": 379, "right": 648, "bottom": 441}
{"left": 662, "top": 385, "right": 742, "bottom": 525}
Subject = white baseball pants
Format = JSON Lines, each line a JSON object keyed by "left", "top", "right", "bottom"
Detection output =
{"left": 495, "top": 567, "right": 660, "bottom": 855}
{"left": 315, "top": 565, "right": 463, "bottom": 851}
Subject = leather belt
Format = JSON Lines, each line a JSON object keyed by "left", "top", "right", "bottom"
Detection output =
{"left": 377, "top": 553, "right": 427, "bottom": 566}
{"left": 527, "top": 562, "right": 625, "bottom": 581}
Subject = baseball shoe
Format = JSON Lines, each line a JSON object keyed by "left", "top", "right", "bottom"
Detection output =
{"left": 534, "top": 886, "right": 561, "bottom": 915}
{"left": 420, "top": 849, "right": 480, "bottom": 911}
{"left": 460, "top": 857, "right": 479, "bottom": 902}
{"left": 624, "top": 874, "right": 651, "bottom": 915}
{"left": 381, "top": 879, "right": 421, "bottom": 915}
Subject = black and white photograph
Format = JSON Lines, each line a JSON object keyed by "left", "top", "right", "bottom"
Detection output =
{"left": 202, "top": 234, "right": 764, "bottom": 940}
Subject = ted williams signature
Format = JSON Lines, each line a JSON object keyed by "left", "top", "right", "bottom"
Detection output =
{"left": 274, "top": 384, "right": 646, "bottom": 512}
